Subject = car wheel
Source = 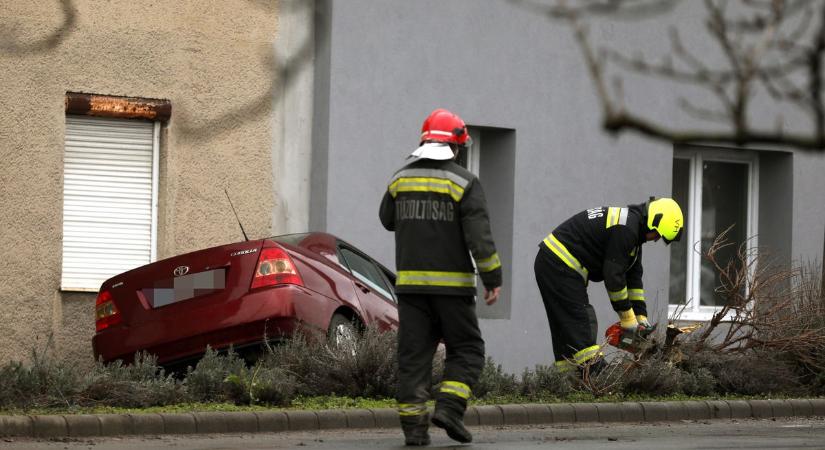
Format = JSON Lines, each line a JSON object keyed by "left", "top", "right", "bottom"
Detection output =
{"left": 328, "top": 313, "right": 359, "bottom": 353}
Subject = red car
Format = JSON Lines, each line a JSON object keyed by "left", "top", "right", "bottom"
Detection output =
{"left": 92, "top": 232, "right": 399, "bottom": 368}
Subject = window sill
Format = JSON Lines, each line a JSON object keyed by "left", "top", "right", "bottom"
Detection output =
{"left": 668, "top": 306, "right": 733, "bottom": 323}
{"left": 60, "top": 287, "right": 99, "bottom": 293}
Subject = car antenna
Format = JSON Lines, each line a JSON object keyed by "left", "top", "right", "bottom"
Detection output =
{"left": 224, "top": 188, "right": 249, "bottom": 241}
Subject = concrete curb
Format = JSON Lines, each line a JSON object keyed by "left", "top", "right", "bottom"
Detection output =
{"left": 0, "top": 399, "right": 822, "bottom": 438}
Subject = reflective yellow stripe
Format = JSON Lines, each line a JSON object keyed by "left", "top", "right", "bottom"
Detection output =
{"left": 628, "top": 288, "right": 645, "bottom": 301}
{"left": 389, "top": 177, "right": 465, "bottom": 202}
{"left": 440, "top": 380, "right": 472, "bottom": 399}
{"left": 605, "top": 207, "right": 617, "bottom": 228}
{"left": 554, "top": 359, "right": 575, "bottom": 373}
{"left": 398, "top": 403, "right": 427, "bottom": 416}
{"left": 608, "top": 286, "right": 628, "bottom": 302}
{"left": 476, "top": 252, "right": 501, "bottom": 272}
{"left": 397, "top": 270, "right": 476, "bottom": 288}
{"left": 573, "top": 345, "right": 602, "bottom": 364}
{"left": 542, "top": 233, "right": 589, "bottom": 282}
{"left": 605, "top": 207, "right": 629, "bottom": 228}
{"left": 390, "top": 168, "right": 470, "bottom": 189}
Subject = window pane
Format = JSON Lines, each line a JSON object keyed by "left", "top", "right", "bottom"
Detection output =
{"left": 669, "top": 158, "right": 690, "bottom": 305}
{"left": 700, "top": 161, "right": 748, "bottom": 306}
{"left": 339, "top": 248, "right": 394, "bottom": 301}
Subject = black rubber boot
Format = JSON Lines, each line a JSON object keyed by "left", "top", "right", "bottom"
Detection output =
{"left": 431, "top": 395, "right": 471, "bottom": 444}
{"left": 401, "top": 414, "right": 431, "bottom": 446}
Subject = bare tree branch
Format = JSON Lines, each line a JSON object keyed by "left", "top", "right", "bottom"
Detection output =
{"left": 508, "top": 0, "right": 825, "bottom": 150}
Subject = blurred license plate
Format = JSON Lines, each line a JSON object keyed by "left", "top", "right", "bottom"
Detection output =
{"left": 142, "top": 268, "right": 226, "bottom": 308}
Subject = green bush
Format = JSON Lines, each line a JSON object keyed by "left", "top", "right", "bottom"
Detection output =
{"left": 621, "top": 358, "right": 692, "bottom": 397}
{"left": 678, "top": 367, "right": 717, "bottom": 396}
{"left": 247, "top": 366, "right": 298, "bottom": 406}
{"left": 474, "top": 357, "right": 519, "bottom": 398}
{"left": 519, "top": 364, "right": 572, "bottom": 399}
{"left": 184, "top": 347, "right": 248, "bottom": 403}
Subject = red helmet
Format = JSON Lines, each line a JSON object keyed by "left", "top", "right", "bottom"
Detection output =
{"left": 420, "top": 108, "right": 471, "bottom": 146}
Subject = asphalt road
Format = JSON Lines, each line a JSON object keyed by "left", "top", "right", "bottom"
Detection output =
{"left": 2, "top": 417, "right": 824, "bottom": 450}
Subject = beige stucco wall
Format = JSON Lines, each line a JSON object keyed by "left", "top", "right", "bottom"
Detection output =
{"left": 0, "top": 1, "right": 281, "bottom": 366}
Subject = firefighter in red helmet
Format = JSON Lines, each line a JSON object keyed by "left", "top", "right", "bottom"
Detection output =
{"left": 380, "top": 108, "right": 502, "bottom": 445}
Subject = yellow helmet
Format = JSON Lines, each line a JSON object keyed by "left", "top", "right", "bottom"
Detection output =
{"left": 647, "top": 198, "right": 684, "bottom": 244}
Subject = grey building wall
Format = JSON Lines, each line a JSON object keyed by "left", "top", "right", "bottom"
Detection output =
{"left": 311, "top": 0, "right": 825, "bottom": 373}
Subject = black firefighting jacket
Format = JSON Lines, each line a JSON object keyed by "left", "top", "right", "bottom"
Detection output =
{"left": 540, "top": 203, "right": 649, "bottom": 316}
{"left": 379, "top": 158, "right": 502, "bottom": 296}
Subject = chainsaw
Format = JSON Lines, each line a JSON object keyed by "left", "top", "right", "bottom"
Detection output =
{"left": 605, "top": 321, "right": 657, "bottom": 354}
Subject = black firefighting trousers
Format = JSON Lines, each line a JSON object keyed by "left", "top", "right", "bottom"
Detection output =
{"left": 396, "top": 293, "right": 484, "bottom": 406}
{"left": 534, "top": 247, "right": 598, "bottom": 362}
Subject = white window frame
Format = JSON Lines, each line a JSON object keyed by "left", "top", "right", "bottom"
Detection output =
{"left": 464, "top": 128, "right": 481, "bottom": 176}
{"left": 61, "top": 117, "right": 160, "bottom": 292}
{"left": 669, "top": 147, "right": 759, "bottom": 321}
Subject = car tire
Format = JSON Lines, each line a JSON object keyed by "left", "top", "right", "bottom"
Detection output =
{"left": 328, "top": 313, "right": 359, "bottom": 352}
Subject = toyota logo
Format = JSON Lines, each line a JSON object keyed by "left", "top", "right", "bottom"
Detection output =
{"left": 173, "top": 266, "right": 190, "bottom": 277}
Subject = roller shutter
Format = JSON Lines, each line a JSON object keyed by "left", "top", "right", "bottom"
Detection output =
{"left": 61, "top": 116, "right": 158, "bottom": 291}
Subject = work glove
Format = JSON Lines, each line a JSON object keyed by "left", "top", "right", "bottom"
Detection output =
{"left": 636, "top": 315, "right": 656, "bottom": 338}
{"left": 607, "top": 311, "right": 655, "bottom": 354}
{"left": 617, "top": 309, "right": 638, "bottom": 331}
{"left": 636, "top": 315, "right": 651, "bottom": 328}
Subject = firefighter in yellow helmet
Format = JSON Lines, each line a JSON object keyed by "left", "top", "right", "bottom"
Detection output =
{"left": 534, "top": 198, "right": 683, "bottom": 374}
{"left": 380, "top": 109, "right": 502, "bottom": 445}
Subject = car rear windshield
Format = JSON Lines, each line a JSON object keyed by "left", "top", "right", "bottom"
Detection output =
{"left": 269, "top": 233, "right": 311, "bottom": 246}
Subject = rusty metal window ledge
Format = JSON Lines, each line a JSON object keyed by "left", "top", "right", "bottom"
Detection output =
{"left": 65, "top": 92, "right": 171, "bottom": 122}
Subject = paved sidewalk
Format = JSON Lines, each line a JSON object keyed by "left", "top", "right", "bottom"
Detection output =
{"left": 1, "top": 399, "right": 823, "bottom": 438}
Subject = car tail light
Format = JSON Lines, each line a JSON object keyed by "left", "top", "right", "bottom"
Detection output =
{"left": 251, "top": 246, "right": 304, "bottom": 289}
{"left": 95, "top": 290, "right": 122, "bottom": 332}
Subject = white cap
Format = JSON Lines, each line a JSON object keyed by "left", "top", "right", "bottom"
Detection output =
{"left": 408, "top": 142, "right": 454, "bottom": 160}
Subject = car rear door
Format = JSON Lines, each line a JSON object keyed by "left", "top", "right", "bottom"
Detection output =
{"left": 337, "top": 245, "right": 399, "bottom": 330}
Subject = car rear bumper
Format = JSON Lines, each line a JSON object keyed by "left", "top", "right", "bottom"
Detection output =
{"left": 92, "top": 285, "right": 326, "bottom": 366}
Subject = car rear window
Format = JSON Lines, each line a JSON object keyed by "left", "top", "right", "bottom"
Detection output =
{"left": 269, "top": 233, "right": 311, "bottom": 246}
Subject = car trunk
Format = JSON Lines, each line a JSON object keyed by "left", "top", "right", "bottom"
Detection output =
{"left": 99, "top": 240, "right": 265, "bottom": 328}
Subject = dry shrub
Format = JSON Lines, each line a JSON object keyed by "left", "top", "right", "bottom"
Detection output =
{"left": 266, "top": 326, "right": 399, "bottom": 399}
{"left": 0, "top": 341, "right": 186, "bottom": 410}
{"left": 618, "top": 350, "right": 715, "bottom": 397}
{"left": 0, "top": 346, "right": 83, "bottom": 409}
{"left": 80, "top": 352, "right": 185, "bottom": 407}
{"left": 662, "top": 230, "right": 825, "bottom": 396}
{"left": 771, "top": 263, "right": 825, "bottom": 387}
{"left": 681, "top": 348, "right": 801, "bottom": 396}
{"left": 691, "top": 232, "right": 825, "bottom": 358}
{"left": 619, "top": 359, "right": 681, "bottom": 396}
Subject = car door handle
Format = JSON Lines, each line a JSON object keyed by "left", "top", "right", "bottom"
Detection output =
{"left": 355, "top": 282, "right": 371, "bottom": 293}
